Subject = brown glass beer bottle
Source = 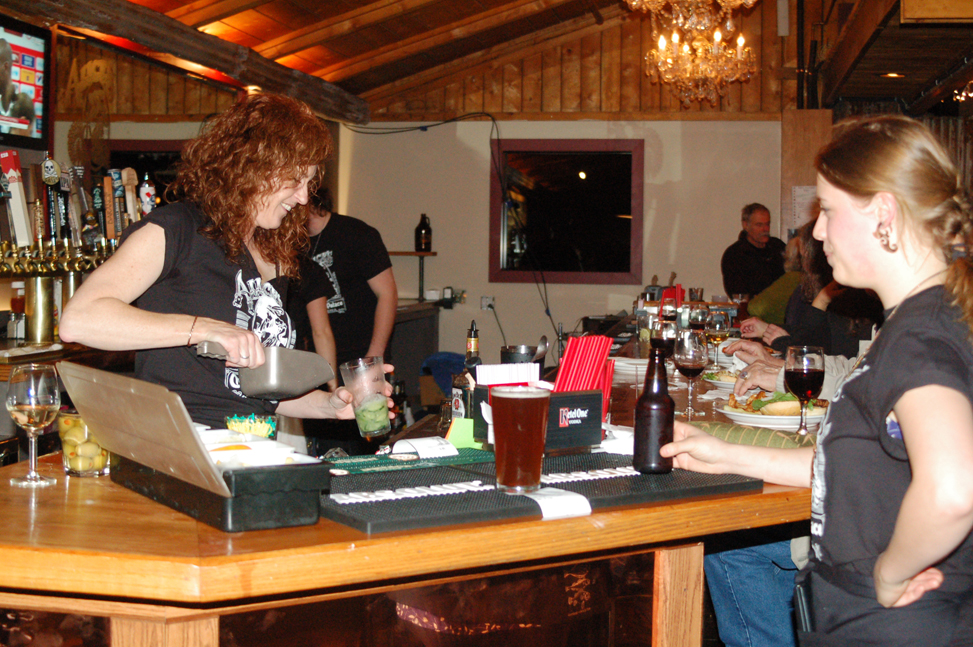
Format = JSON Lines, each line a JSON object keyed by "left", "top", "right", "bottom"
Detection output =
{"left": 633, "top": 347, "right": 674, "bottom": 474}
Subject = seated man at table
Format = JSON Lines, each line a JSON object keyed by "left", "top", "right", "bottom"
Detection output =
{"left": 720, "top": 203, "right": 787, "bottom": 299}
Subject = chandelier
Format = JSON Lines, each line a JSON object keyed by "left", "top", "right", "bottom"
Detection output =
{"left": 625, "top": 0, "right": 758, "bottom": 106}
{"left": 955, "top": 80, "right": 973, "bottom": 102}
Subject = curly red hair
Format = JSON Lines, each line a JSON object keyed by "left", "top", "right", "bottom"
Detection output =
{"left": 168, "top": 93, "right": 333, "bottom": 277}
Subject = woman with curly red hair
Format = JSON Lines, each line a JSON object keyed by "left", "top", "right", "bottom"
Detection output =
{"left": 60, "top": 93, "right": 376, "bottom": 428}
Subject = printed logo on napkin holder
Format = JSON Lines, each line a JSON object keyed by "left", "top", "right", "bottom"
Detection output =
{"left": 472, "top": 385, "right": 602, "bottom": 453}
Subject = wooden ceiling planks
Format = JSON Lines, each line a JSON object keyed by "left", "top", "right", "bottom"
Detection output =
{"left": 8, "top": 0, "right": 973, "bottom": 122}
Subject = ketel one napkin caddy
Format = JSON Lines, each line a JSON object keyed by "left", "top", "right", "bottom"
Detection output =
{"left": 471, "top": 385, "right": 603, "bottom": 453}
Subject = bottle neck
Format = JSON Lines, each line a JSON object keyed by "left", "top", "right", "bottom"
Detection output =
{"left": 466, "top": 336, "right": 479, "bottom": 357}
{"left": 643, "top": 349, "right": 668, "bottom": 395}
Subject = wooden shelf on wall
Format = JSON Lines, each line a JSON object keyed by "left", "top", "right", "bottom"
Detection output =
{"left": 388, "top": 252, "right": 437, "bottom": 301}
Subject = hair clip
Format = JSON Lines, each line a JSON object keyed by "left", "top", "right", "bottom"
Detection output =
{"left": 952, "top": 244, "right": 968, "bottom": 261}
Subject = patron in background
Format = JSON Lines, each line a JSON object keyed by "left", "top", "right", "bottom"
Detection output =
{"left": 291, "top": 186, "right": 398, "bottom": 455}
{"left": 60, "top": 93, "right": 379, "bottom": 429}
{"left": 721, "top": 203, "right": 787, "bottom": 299}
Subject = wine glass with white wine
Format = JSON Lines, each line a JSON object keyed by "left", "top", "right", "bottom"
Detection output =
{"left": 7, "top": 364, "right": 60, "bottom": 487}
{"left": 705, "top": 311, "right": 731, "bottom": 366}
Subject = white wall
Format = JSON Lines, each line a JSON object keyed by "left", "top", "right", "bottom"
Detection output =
{"left": 337, "top": 119, "right": 782, "bottom": 364}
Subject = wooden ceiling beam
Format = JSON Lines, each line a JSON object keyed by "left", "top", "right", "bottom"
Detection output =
{"left": 167, "top": 0, "right": 272, "bottom": 30}
{"left": 255, "top": 0, "right": 440, "bottom": 61}
{"left": 820, "top": 0, "right": 899, "bottom": 106}
{"left": 5, "top": 0, "right": 370, "bottom": 124}
{"left": 907, "top": 52, "right": 973, "bottom": 113}
{"left": 361, "top": 4, "right": 627, "bottom": 102}
{"left": 317, "top": 0, "right": 584, "bottom": 81}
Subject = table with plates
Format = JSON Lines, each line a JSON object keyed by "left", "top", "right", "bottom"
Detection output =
{"left": 610, "top": 333, "right": 822, "bottom": 433}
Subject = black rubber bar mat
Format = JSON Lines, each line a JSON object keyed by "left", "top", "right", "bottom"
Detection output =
{"left": 320, "top": 453, "right": 761, "bottom": 535}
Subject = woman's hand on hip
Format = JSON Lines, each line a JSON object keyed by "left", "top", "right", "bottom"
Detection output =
{"left": 874, "top": 552, "right": 943, "bottom": 608}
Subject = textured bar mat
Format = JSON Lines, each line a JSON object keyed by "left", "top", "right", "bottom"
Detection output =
{"left": 327, "top": 447, "right": 495, "bottom": 475}
{"left": 320, "top": 453, "right": 761, "bottom": 535}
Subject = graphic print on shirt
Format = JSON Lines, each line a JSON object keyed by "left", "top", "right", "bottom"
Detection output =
{"left": 809, "top": 361, "right": 869, "bottom": 561}
{"left": 225, "top": 271, "right": 295, "bottom": 397}
{"left": 311, "top": 249, "right": 347, "bottom": 314}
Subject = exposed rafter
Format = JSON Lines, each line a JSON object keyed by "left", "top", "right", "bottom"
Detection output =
{"left": 819, "top": 0, "right": 898, "bottom": 106}
{"left": 317, "top": 0, "right": 584, "bottom": 83}
{"left": 361, "top": 4, "right": 627, "bottom": 103}
{"left": 3, "top": 0, "right": 370, "bottom": 124}
{"left": 167, "top": 0, "right": 272, "bottom": 30}
{"left": 254, "top": 0, "right": 442, "bottom": 62}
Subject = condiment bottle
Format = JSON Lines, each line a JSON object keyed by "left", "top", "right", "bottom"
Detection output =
{"left": 414, "top": 213, "right": 432, "bottom": 252}
{"left": 633, "top": 347, "right": 674, "bottom": 474}
{"left": 451, "top": 320, "right": 481, "bottom": 419}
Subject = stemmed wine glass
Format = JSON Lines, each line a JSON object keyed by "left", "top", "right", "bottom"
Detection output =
{"left": 705, "top": 311, "right": 731, "bottom": 366}
{"left": 7, "top": 364, "right": 60, "bottom": 487}
{"left": 674, "top": 330, "right": 709, "bottom": 420}
{"left": 784, "top": 346, "right": 825, "bottom": 435}
{"left": 688, "top": 306, "right": 709, "bottom": 332}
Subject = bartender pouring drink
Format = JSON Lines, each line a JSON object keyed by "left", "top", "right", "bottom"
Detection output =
{"left": 60, "top": 93, "right": 389, "bottom": 428}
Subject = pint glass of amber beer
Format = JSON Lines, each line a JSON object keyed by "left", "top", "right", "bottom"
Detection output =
{"left": 490, "top": 385, "right": 550, "bottom": 493}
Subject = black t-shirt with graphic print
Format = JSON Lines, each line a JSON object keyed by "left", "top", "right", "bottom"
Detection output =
{"left": 300, "top": 213, "right": 392, "bottom": 366}
{"left": 809, "top": 286, "right": 973, "bottom": 593}
{"left": 123, "top": 202, "right": 296, "bottom": 428}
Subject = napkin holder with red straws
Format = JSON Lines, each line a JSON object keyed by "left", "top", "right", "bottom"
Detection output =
{"left": 470, "top": 335, "right": 614, "bottom": 454}
{"left": 553, "top": 335, "right": 614, "bottom": 425}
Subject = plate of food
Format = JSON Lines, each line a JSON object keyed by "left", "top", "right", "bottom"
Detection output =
{"left": 702, "top": 369, "right": 739, "bottom": 391}
{"left": 720, "top": 391, "right": 828, "bottom": 431}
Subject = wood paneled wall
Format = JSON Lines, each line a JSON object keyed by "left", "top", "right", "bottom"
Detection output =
{"left": 366, "top": 9, "right": 786, "bottom": 121}
{"left": 55, "top": 36, "right": 238, "bottom": 121}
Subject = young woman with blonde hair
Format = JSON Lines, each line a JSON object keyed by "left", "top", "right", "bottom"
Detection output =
{"left": 665, "top": 114, "right": 973, "bottom": 645}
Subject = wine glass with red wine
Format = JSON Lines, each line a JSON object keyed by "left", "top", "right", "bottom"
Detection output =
{"left": 674, "top": 330, "right": 709, "bottom": 419}
{"left": 688, "top": 306, "right": 709, "bottom": 332}
{"left": 784, "top": 346, "right": 825, "bottom": 435}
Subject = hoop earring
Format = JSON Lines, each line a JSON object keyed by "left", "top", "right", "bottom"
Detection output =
{"left": 874, "top": 227, "right": 898, "bottom": 252}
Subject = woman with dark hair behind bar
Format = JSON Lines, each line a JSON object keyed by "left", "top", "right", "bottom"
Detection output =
{"left": 60, "top": 93, "right": 389, "bottom": 428}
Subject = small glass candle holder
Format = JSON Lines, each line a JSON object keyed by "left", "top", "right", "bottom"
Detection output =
{"left": 58, "top": 412, "right": 111, "bottom": 477}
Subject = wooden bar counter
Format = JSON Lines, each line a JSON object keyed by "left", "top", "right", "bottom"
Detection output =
{"left": 0, "top": 444, "right": 810, "bottom": 647}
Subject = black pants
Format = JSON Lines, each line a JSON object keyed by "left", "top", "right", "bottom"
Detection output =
{"left": 798, "top": 565, "right": 973, "bottom": 646}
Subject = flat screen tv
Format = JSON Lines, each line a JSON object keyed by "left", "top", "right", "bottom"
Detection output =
{"left": 0, "top": 13, "right": 52, "bottom": 152}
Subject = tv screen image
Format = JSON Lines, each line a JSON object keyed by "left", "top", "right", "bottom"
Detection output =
{"left": 0, "top": 14, "right": 51, "bottom": 151}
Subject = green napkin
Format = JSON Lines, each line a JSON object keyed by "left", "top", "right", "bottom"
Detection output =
{"left": 693, "top": 421, "right": 816, "bottom": 449}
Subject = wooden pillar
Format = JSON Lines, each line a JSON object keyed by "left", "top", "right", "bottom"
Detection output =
{"left": 652, "top": 542, "right": 704, "bottom": 647}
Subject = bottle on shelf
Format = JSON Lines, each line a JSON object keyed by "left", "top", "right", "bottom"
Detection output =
{"left": 138, "top": 172, "right": 157, "bottom": 217}
{"left": 451, "top": 320, "right": 482, "bottom": 420}
{"left": 633, "top": 347, "right": 674, "bottom": 474}
{"left": 414, "top": 213, "right": 432, "bottom": 252}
